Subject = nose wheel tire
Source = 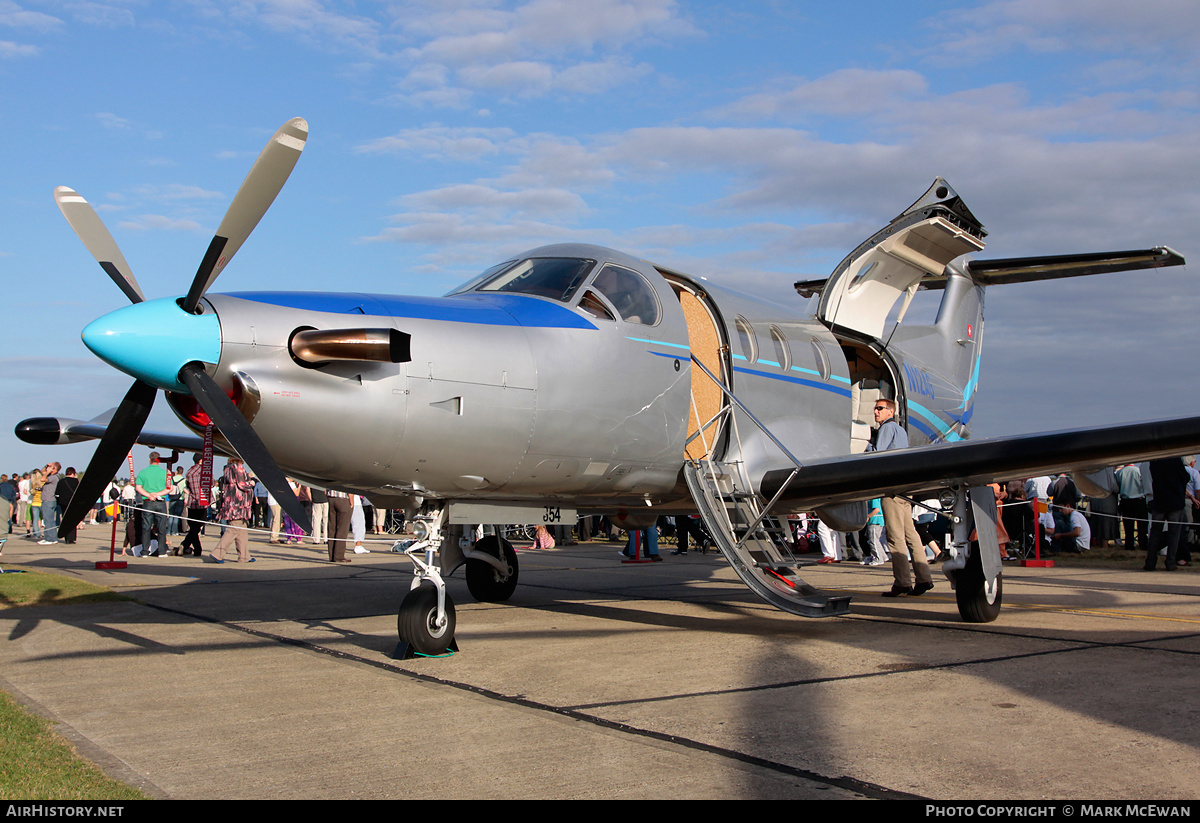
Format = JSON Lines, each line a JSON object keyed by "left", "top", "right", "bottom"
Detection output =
{"left": 398, "top": 585, "right": 456, "bottom": 656}
{"left": 955, "top": 547, "right": 1003, "bottom": 623}
{"left": 465, "top": 535, "right": 519, "bottom": 602}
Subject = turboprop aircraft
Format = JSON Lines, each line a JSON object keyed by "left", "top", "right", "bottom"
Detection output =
{"left": 17, "top": 117, "right": 1200, "bottom": 656}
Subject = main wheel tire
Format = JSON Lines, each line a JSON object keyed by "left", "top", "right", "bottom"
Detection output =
{"left": 397, "top": 585, "right": 456, "bottom": 655}
{"left": 956, "top": 547, "right": 1002, "bottom": 623}
{"left": 465, "top": 535, "right": 519, "bottom": 602}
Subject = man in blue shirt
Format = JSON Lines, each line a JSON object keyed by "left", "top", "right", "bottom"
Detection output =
{"left": 867, "top": 399, "right": 933, "bottom": 597}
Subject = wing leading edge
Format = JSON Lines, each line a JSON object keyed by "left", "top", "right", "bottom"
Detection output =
{"left": 759, "top": 415, "right": 1200, "bottom": 510}
{"left": 15, "top": 414, "right": 207, "bottom": 454}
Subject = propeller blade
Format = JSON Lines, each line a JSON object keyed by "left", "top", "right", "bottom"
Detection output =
{"left": 182, "top": 117, "right": 308, "bottom": 313}
{"left": 59, "top": 379, "right": 157, "bottom": 537}
{"left": 53, "top": 186, "right": 145, "bottom": 304}
{"left": 178, "top": 363, "right": 311, "bottom": 533}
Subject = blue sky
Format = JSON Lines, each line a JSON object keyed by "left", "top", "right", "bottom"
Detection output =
{"left": 2, "top": 0, "right": 1199, "bottom": 474}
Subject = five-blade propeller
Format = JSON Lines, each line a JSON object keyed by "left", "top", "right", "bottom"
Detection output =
{"left": 55, "top": 118, "right": 313, "bottom": 538}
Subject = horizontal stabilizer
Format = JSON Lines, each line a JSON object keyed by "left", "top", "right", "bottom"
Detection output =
{"left": 955, "top": 246, "right": 1185, "bottom": 287}
{"left": 759, "top": 414, "right": 1200, "bottom": 511}
{"left": 794, "top": 246, "right": 1185, "bottom": 297}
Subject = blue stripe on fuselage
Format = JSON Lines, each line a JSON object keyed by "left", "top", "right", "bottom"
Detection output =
{"left": 907, "top": 400, "right": 965, "bottom": 443}
{"left": 732, "top": 365, "right": 853, "bottom": 398}
{"left": 908, "top": 416, "right": 939, "bottom": 441}
{"left": 645, "top": 351, "right": 851, "bottom": 399}
{"left": 225, "top": 291, "right": 598, "bottom": 330}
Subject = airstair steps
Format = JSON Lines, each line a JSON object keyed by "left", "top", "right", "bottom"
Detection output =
{"left": 684, "top": 459, "right": 851, "bottom": 618}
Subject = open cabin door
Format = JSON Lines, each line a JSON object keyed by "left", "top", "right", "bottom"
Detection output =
{"left": 811, "top": 180, "right": 987, "bottom": 340}
{"left": 664, "top": 275, "right": 731, "bottom": 462}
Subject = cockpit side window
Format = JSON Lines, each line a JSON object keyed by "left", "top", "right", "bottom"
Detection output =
{"left": 477, "top": 257, "right": 596, "bottom": 302}
{"left": 578, "top": 290, "right": 616, "bottom": 321}
{"left": 590, "top": 264, "right": 661, "bottom": 325}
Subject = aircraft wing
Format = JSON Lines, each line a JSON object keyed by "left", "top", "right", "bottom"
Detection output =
{"left": 16, "top": 413, "right": 208, "bottom": 454}
{"left": 759, "top": 415, "right": 1200, "bottom": 510}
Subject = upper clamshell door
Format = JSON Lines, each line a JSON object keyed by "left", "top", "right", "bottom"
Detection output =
{"left": 815, "top": 179, "right": 987, "bottom": 340}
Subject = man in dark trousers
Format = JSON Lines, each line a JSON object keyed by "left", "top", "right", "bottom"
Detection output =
{"left": 868, "top": 398, "right": 933, "bottom": 597}
{"left": 54, "top": 468, "right": 80, "bottom": 544}
{"left": 1146, "top": 457, "right": 1189, "bottom": 572}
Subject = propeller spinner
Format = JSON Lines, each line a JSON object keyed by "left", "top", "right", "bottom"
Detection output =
{"left": 53, "top": 118, "right": 312, "bottom": 538}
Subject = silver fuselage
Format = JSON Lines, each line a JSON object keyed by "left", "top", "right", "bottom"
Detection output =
{"left": 152, "top": 241, "right": 981, "bottom": 514}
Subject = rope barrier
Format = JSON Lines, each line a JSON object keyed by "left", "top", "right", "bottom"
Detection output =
{"left": 110, "top": 501, "right": 408, "bottom": 546}
{"left": 995, "top": 498, "right": 1195, "bottom": 527}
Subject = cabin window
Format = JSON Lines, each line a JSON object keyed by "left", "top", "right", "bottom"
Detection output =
{"left": 769, "top": 326, "right": 791, "bottom": 370}
{"left": 477, "top": 257, "right": 596, "bottom": 302}
{"left": 590, "top": 264, "right": 660, "bottom": 325}
{"left": 735, "top": 317, "right": 757, "bottom": 363}
{"left": 810, "top": 337, "right": 831, "bottom": 380}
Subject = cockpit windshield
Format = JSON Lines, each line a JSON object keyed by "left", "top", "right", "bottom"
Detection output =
{"left": 445, "top": 260, "right": 517, "bottom": 297}
{"left": 475, "top": 257, "right": 596, "bottom": 302}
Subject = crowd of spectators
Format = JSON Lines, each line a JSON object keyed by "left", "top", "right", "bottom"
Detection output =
{"left": 5, "top": 454, "right": 1197, "bottom": 577}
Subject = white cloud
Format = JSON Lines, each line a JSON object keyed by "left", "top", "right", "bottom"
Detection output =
{"left": 457, "top": 59, "right": 555, "bottom": 92}
{"left": 0, "top": 2, "right": 62, "bottom": 31}
{"left": 94, "top": 111, "right": 132, "bottom": 129}
{"left": 0, "top": 38, "right": 36, "bottom": 57}
{"left": 493, "top": 136, "right": 615, "bottom": 189}
{"left": 228, "top": 0, "right": 382, "bottom": 54}
{"left": 117, "top": 214, "right": 205, "bottom": 232}
{"left": 129, "top": 184, "right": 224, "bottom": 202}
{"left": 399, "top": 183, "right": 587, "bottom": 217}
{"left": 408, "top": 0, "right": 694, "bottom": 64}
{"left": 366, "top": 212, "right": 576, "bottom": 247}
{"left": 356, "top": 125, "right": 517, "bottom": 159}
{"left": 62, "top": 1, "right": 135, "bottom": 28}
{"left": 721, "top": 69, "right": 929, "bottom": 121}
{"left": 931, "top": 0, "right": 1200, "bottom": 61}
{"left": 391, "top": 0, "right": 697, "bottom": 104}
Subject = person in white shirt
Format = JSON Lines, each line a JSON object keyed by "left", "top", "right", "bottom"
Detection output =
{"left": 350, "top": 494, "right": 370, "bottom": 554}
{"left": 1048, "top": 501, "right": 1090, "bottom": 554}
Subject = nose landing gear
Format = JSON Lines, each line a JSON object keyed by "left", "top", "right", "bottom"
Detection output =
{"left": 394, "top": 510, "right": 459, "bottom": 658}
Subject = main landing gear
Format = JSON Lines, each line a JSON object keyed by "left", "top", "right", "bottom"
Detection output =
{"left": 939, "top": 484, "right": 1004, "bottom": 624}
{"left": 464, "top": 534, "right": 519, "bottom": 602}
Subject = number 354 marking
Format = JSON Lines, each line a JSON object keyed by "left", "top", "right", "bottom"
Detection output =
{"left": 543, "top": 506, "right": 561, "bottom": 523}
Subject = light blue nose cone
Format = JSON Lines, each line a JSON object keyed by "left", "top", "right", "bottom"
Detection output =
{"left": 82, "top": 297, "right": 221, "bottom": 393}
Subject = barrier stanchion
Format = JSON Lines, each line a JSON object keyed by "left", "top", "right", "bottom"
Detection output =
{"left": 622, "top": 529, "right": 655, "bottom": 564}
{"left": 96, "top": 499, "right": 127, "bottom": 570}
{"left": 1023, "top": 498, "right": 1054, "bottom": 568}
